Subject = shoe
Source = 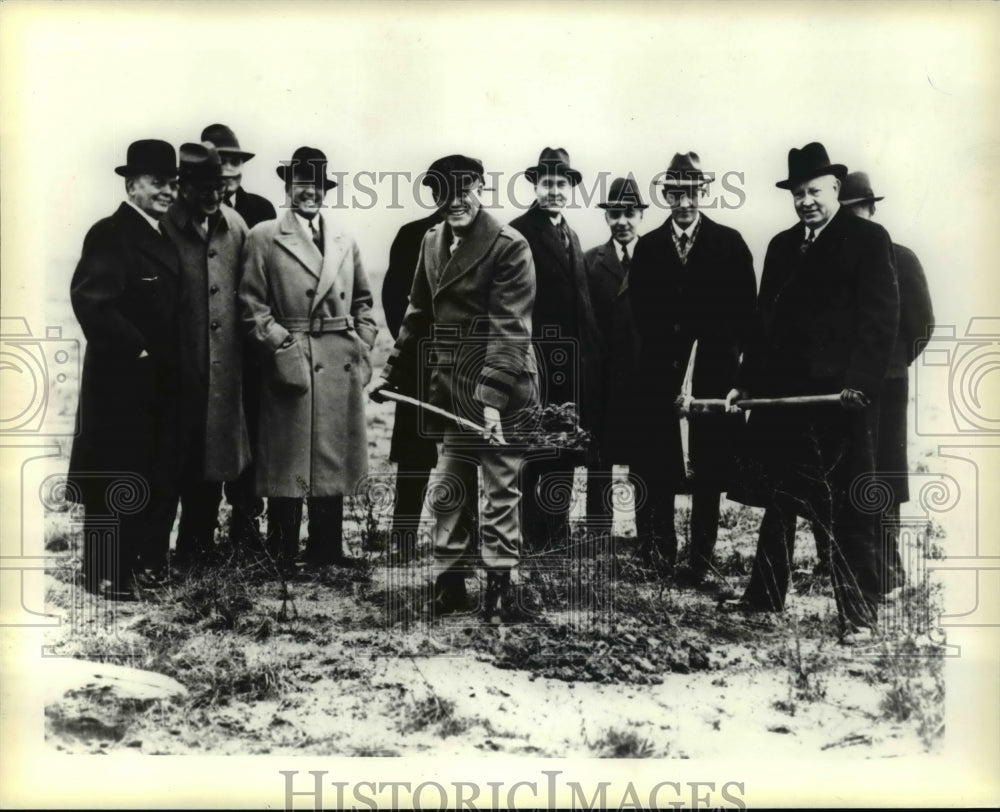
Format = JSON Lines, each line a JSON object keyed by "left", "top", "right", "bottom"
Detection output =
{"left": 718, "top": 597, "right": 772, "bottom": 614}
{"left": 431, "top": 571, "right": 470, "bottom": 616}
{"left": 483, "top": 571, "right": 505, "bottom": 625}
{"left": 484, "top": 571, "right": 543, "bottom": 625}
{"left": 840, "top": 625, "right": 875, "bottom": 646}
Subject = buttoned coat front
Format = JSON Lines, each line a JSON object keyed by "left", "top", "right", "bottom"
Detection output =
{"left": 239, "top": 209, "right": 378, "bottom": 497}
{"left": 162, "top": 202, "right": 251, "bottom": 481}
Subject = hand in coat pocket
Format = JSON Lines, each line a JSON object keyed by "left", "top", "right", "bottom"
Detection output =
{"left": 271, "top": 339, "right": 310, "bottom": 395}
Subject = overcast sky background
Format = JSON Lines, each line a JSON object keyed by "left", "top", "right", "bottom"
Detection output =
{"left": 2, "top": 0, "right": 997, "bottom": 339}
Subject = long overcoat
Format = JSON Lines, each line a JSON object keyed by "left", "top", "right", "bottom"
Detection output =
{"left": 381, "top": 208, "right": 537, "bottom": 433}
{"left": 628, "top": 214, "right": 757, "bottom": 490}
{"left": 239, "top": 209, "right": 378, "bottom": 497}
{"left": 735, "top": 207, "right": 899, "bottom": 508}
{"left": 162, "top": 202, "right": 251, "bottom": 481}
{"left": 508, "top": 204, "right": 602, "bottom": 429}
{"left": 584, "top": 239, "right": 641, "bottom": 466}
{"left": 381, "top": 212, "right": 442, "bottom": 467}
{"left": 68, "top": 202, "right": 181, "bottom": 508}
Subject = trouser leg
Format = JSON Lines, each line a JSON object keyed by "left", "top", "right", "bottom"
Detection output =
{"left": 266, "top": 497, "right": 303, "bottom": 563}
{"left": 689, "top": 488, "right": 721, "bottom": 575}
{"left": 82, "top": 508, "right": 143, "bottom": 591}
{"left": 429, "top": 439, "right": 480, "bottom": 575}
{"left": 305, "top": 495, "right": 345, "bottom": 564}
{"left": 830, "top": 504, "right": 880, "bottom": 630}
{"left": 880, "top": 501, "right": 904, "bottom": 592}
{"left": 743, "top": 501, "right": 796, "bottom": 610}
{"left": 389, "top": 465, "right": 432, "bottom": 558}
{"left": 175, "top": 480, "right": 223, "bottom": 563}
{"left": 632, "top": 460, "right": 677, "bottom": 569}
{"left": 810, "top": 519, "right": 834, "bottom": 574}
{"left": 224, "top": 470, "right": 264, "bottom": 551}
{"left": 479, "top": 442, "right": 523, "bottom": 572}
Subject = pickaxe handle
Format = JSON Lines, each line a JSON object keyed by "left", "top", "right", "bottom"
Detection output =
{"left": 681, "top": 394, "right": 843, "bottom": 415}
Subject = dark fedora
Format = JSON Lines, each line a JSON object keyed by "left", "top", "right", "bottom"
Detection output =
{"left": 839, "top": 171, "right": 884, "bottom": 205}
{"left": 658, "top": 152, "right": 714, "bottom": 187}
{"left": 598, "top": 176, "right": 648, "bottom": 209}
{"left": 114, "top": 139, "right": 178, "bottom": 178}
{"left": 775, "top": 142, "right": 847, "bottom": 189}
{"left": 525, "top": 147, "right": 582, "bottom": 186}
{"left": 276, "top": 146, "right": 338, "bottom": 190}
{"left": 422, "top": 154, "right": 485, "bottom": 196}
{"left": 178, "top": 141, "right": 223, "bottom": 181}
{"left": 200, "top": 123, "right": 255, "bottom": 161}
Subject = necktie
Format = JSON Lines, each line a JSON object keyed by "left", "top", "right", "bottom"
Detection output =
{"left": 800, "top": 228, "right": 814, "bottom": 255}
{"left": 557, "top": 220, "right": 570, "bottom": 252}
{"left": 311, "top": 218, "right": 323, "bottom": 255}
{"left": 449, "top": 236, "right": 462, "bottom": 256}
{"left": 621, "top": 244, "right": 630, "bottom": 271}
{"left": 679, "top": 233, "right": 689, "bottom": 252}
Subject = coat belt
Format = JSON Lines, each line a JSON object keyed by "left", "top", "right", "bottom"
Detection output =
{"left": 280, "top": 315, "right": 355, "bottom": 335}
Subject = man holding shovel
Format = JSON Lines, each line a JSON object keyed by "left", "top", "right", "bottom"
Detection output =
{"left": 722, "top": 142, "right": 899, "bottom": 644}
{"left": 370, "top": 155, "right": 539, "bottom": 623}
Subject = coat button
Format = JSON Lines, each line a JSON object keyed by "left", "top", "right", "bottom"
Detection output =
{"left": 339, "top": 292, "right": 346, "bottom": 299}
{"left": 673, "top": 324, "right": 681, "bottom": 333}
{"left": 306, "top": 289, "right": 315, "bottom": 298}
{"left": 211, "top": 321, "right": 220, "bottom": 330}
{"left": 208, "top": 249, "right": 217, "bottom": 258}
{"left": 210, "top": 284, "right": 219, "bottom": 294}
{"left": 672, "top": 360, "right": 680, "bottom": 370}
{"left": 314, "top": 363, "right": 323, "bottom": 372}
{"left": 344, "top": 362, "right": 352, "bottom": 371}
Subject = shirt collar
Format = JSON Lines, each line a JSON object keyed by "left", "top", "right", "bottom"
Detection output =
{"left": 545, "top": 210, "right": 564, "bottom": 227}
{"left": 614, "top": 237, "right": 638, "bottom": 259}
{"left": 671, "top": 212, "right": 700, "bottom": 239}
{"left": 125, "top": 200, "right": 162, "bottom": 233}
{"left": 805, "top": 205, "right": 840, "bottom": 240}
{"left": 295, "top": 210, "right": 321, "bottom": 235}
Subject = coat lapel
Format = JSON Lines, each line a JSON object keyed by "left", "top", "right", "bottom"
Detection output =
{"left": 312, "top": 212, "right": 350, "bottom": 310}
{"left": 433, "top": 210, "right": 502, "bottom": 297}
{"left": 532, "top": 207, "right": 572, "bottom": 273}
{"left": 274, "top": 209, "right": 322, "bottom": 279}
{"left": 598, "top": 239, "right": 625, "bottom": 284}
{"left": 115, "top": 203, "right": 179, "bottom": 276}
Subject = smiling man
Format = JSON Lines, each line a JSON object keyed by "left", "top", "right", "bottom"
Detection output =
{"left": 628, "top": 152, "right": 756, "bottom": 584}
{"left": 724, "top": 142, "right": 899, "bottom": 644}
{"left": 372, "top": 155, "right": 538, "bottom": 624}
{"left": 509, "top": 147, "right": 601, "bottom": 554}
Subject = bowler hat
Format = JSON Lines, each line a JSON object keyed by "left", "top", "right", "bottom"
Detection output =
{"left": 657, "top": 152, "right": 714, "bottom": 187}
{"left": 422, "top": 154, "right": 485, "bottom": 196}
{"left": 179, "top": 142, "right": 223, "bottom": 181}
{"left": 525, "top": 147, "right": 582, "bottom": 186}
{"left": 201, "top": 123, "right": 255, "bottom": 161}
{"left": 114, "top": 139, "right": 178, "bottom": 178}
{"left": 598, "top": 176, "right": 648, "bottom": 209}
{"left": 276, "top": 146, "right": 339, "bottom": 190}
{"left": 775, "top": 142, "right": 847, "bottom": 190}
{"left": 839, "top": 171, "right": 884, "bottom": 205}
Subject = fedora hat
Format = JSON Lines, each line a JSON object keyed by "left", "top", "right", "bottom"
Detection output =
{"left": 839, "top": 171, "right": 884, "bottom": 205}
{"left": 598, "top": 176, "right": 648, "bottom": 209}
{"left": 200, "top": 123, "right": 255, "bottom": 161}
{"left": 525, "top": 147, "right": 582, "bottom": 186}
{"left": 114, "top": 139, "right": 178, "bottom": 178}
{"left": 775, "top": 142, "right": 847, "bottom": 190}
{"left": 422, "top": 154, "right": 486, "bottom": 196}
{"left": 179, "top": 141, "right": 223, "bottom": 181}
{"left": 276, "top": 146, "right": 339, "bottom": 190}
{"left": 657, "top": 152, "right": 714, "bottom": 187}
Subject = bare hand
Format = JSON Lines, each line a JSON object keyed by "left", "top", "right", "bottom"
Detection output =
{"left": 725, "top": 388, "right": 747, "bottom": 414}
{"left": 369, "top": 381, "right": 393, "bottom": 404}
{"left": 674, "top": 394, "right": 693, "bottom": 416}
{"left": 483, "top": 406, "right": 504, "bottom": 444}
{"left": 839, "top": 388, "right": 869, "bottom": 410}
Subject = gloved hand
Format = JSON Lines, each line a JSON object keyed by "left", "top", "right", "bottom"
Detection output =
{"left": 839, "top": 388, "right": 870, "bottom": 410}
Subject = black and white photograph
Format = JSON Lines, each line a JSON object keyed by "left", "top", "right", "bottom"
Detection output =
{"left": 1, "top": 1, "right": 998, "bottom": 808}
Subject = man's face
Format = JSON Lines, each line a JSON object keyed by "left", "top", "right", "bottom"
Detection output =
{"left": 220, "top": 154, "right": 244, "bottom": 196}
{"left": 845, "top": 201, "right": 875, "bottom": 221}
{"left": 605, "top": 207, "right": 642, "bottom": 245}
{"left": 435, "top": 181, "right": 483, "bottom": 230}
{"left": 535, "top": 175, "right": 572, "bottom": 212}
{"left": 662, "top": 184, "right": 703, "bottom": 229}
{"left": 180, "top": 176, "right": 225, "bottom": 217}
{"left": 287, "top": 181, "right": 326, "bottom": 218}
{"left": 127, "top": 174, "right": 178, "bottom": 219}
{"left": 792, "top": 174, "right": 841, "bottom": 228}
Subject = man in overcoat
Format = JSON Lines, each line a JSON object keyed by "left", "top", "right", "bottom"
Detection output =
{"left": 68, "top": 139, "right": 181, "bottom": 598}
{"left": 839, "top": 171, "right": 934, "bottom": 591}
{"left": 240, "top": 146, "right": 378, "bottom": 569}
{"left": 379, "top": 159, "right": 448, "bottom": 563}
{"left": 161, "top": 142, "right": 251, "bottom": 566}
{"left": 724, "top": 143, "right": 899, "bottom": 643}
{"left": 628, "top": 153, "right": 756, "bottom": 579}
{"left": 371, "top": 155, "right": 538, "bottom": 623}
{"left": 509, "top": 147, "right": 601, "bottom": 553}
{"left": 201, "top": 123, "right": 278, "bottom": 550}
{"left": 583, "top": 177, "right": 646, "bottom": 534}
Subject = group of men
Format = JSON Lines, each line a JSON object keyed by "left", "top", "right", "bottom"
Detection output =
{"left": 69, "top": 129, "right": 933, "bottom": 642}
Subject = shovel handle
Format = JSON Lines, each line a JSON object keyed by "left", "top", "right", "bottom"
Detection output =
{"left": 376, "top": 390, "right": 507, "bottom": 445}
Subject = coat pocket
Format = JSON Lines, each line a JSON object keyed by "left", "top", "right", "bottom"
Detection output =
{"left": 271, "top": 339, "right": 310, "bottom": 395}
{"left": 354, "top": 334, "right": 373, "bottom": 388}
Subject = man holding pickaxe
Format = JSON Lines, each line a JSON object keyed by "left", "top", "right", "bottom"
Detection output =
{"left": 721, "top": 143, "right": 899, "bottom": 645}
